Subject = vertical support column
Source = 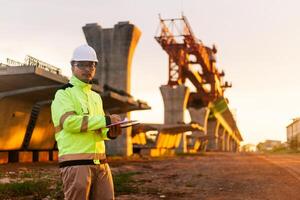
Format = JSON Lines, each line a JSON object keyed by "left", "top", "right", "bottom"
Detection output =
{"left": 188, "top": 107, "right": 210, "bottom": 152}
{"left": 232, "top": 140, "right": 239, "bottom": 152}
{"left": 160, "top": 85, "right": 189, "bottom": 124}
{"left": 160, "top": 85, "right": 189, "bottom": 153}
{"left": 233, "top": 138, "right": 236, "bottom": 152}
{"left": 224, "top": 132, "right": 230, "bottom": 151}
{"left": 229, "top": 137, "right": 233, "bottom": 152}
{"left": 233, "top": 138, "right": 237, "bottom": 152}
{"left": 83, "top": 22, "right": 141, "bottom": 156}
{"left": 236, "top": 141, "right": 240, "bottom": 152}
{"left": 221, "top": 129, "right": 226, "bottom": 151}
{"left": 206, "top": 119, "right": 219, "bottom": 151}
{"left": 218, "top": 126, "right": 224, "bottom": 151}
{"left": 234, "top": 140, "right": 237, "bottom": 152}
{"left": 188, "top": 107, "right": 210, "bottom": 136}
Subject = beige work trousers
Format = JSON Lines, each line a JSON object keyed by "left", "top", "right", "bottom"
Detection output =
{"left": 60, "top": 163, "right": 114, "bottom": 200}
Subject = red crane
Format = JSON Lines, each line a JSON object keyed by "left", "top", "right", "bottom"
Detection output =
{"left": 155, "top": 14, "right": 231, "bottom": 107}
{"left": 155, "top": 15, "right": 242, "bottom": 143}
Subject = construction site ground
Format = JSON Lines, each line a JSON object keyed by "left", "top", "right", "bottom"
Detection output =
{"left": 1, "top": 152, "right": 300, "bottom": 200}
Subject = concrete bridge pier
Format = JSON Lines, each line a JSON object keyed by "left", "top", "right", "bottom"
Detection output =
{"left": 233, "top": 139, "right": 237, "bottom": 152}
{"left": 229, "top": 137, "right": 234, "bottom": 152}
{"left": 236, "top": 142, "right": 240, "bottom": 152}
{"left": 232, "top": 140, "right": 239, "bottom": 152}
{"left": 160, "top": 85, "right": 189, "bottom": 153}
{"left": 83, "top": 21, "right": 141, "bottom": 156}
{"left": 188, "top": 107, "right": 210, "bottom": 134}
{"left": 206, "top": 119, "right": 220, "bottom": 151}
{"left": 224, "top": 132, "right": 230, "bottom": 151}
{"left": 188, "top": 107, "right": 209, "bottom": 151}
{"left": 217, "top": 126, "right": 224, "bottom": 151}
{"left": 220, "top": 129, "right": 227, "bottom": 151}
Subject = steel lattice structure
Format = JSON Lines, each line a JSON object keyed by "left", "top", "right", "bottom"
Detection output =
{"left": 155, "top": 15, "right": 231, "bottom": 107}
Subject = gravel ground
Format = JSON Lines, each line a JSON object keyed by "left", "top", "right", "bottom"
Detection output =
{"left": 1, "top": 153, "right": 300, "bottom": 200}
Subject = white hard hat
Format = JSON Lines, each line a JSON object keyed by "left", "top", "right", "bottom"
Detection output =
{"left": 71, "top": 44, "right": 98, "bottom": 62}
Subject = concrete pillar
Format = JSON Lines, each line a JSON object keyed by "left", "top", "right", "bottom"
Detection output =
{"left": 160, "top": 85, "right": 189, "bottom": 124}
{"left": 224, "top": 132, "right": 230, "bottom": 151}
{"left": 188, "top": 107, "right": 210, "bottom": 136}
{"left": 221, "top": 129, "right": 226, "bottom": 151}
{"left": 233, "top": 139, "right": 237, "bottom": 152}
{"left": 206, "top": 119, "right": 219, "bottom": 151}
{"left": 229, "top": 137, "right": 233, "bottom": 152}
{"left": 233, "top": 139, "right": 236, "bottom": 152}
{"left": 83, "top": 22, "right": 141, "bottom": 156}
{"left": 187, "top": 107, "right": 209, "bottom": 152}
{"left": 160, "top": 85, "right": 189, "bottom": 153}
{"left": 232, "top": 140, "right": 239, "bottom": 152}
{"left": 218, "top": 126, "right": 224, "bottom": 151}
{"left": 233, "top": 140, "right": 236, "bottom": 152}
{"left": 176, "top": 133, "right": 187, "bottom": 153}
{"left": 236, "top": 142, "right": 240, "bottom": 152}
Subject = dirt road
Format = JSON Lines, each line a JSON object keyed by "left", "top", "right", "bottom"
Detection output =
{"left": 1, "top": 153, "right": 300, "bottom": 200}
{"left": 111, "top": 153, "right": 300, "bottom": 200}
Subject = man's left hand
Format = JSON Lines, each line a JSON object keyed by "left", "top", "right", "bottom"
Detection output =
{"left": 108, "top": 125, "right": 122, "bottom": 139}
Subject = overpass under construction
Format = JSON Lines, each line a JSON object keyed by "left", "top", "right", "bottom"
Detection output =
{"left": 0, "top": 21, "right": 150, "bottom": 163}
{"left": 132, "top": 15, "right": 242, "bottom": 155}
{"left": 0, "top": 16, "right": 242, "bottom": 163}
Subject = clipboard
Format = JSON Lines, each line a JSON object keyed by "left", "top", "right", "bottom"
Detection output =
{"left": 120, "top": 121, "right": 140, "bottom": 128}
{"left": 106, "top": 120, "right": 139, "bottom": 128}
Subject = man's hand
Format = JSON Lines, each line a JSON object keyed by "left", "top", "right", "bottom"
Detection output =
{"left": 108, "top": 125, "right": 122, "bottom": 138}
{"left": 109, "top": 114, "right": 121, "bottom": 124}
{"left": 107, "top": 114, "right": 122, "bottom": 139}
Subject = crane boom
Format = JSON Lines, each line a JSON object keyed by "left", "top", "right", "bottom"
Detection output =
{"left": 155, "top": 15, "right": 231, "bottom": 105}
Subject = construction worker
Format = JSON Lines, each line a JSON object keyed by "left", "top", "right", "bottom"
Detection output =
{"left": 51, "top": 44, "right": 122, "bottom": 200}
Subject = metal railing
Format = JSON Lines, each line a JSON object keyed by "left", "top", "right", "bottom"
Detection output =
{"left": 1, "top": 56, "right": 62, "bottom": 75}
{"left": 6, "top": 58, "right": 24, "bottom": 66}
{"left": 0, "top": 63, "right": 8, "bottom": 67}
{"left": 25, "top": 55, "right": 61, "bottom": 75}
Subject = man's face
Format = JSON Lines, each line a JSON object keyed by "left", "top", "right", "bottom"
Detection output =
{"left": 72, "top": 61, "right": 96, "bottom": 83}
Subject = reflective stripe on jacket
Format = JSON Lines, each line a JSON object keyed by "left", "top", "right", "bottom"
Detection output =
{"left": 51, "top": 75, "right": 109, "bottom": 159}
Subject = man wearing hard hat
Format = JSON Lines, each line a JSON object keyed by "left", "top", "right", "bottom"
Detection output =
{"left": 51, "top": 44, "right": 121, "bottom": 200}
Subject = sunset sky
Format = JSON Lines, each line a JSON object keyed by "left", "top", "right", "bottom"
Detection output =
{"left": 1, "top": 0, "right": 300, "bottom": 144}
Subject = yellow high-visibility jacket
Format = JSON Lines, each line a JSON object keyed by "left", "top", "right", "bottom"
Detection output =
{"left": 51, "top": 75, "right": 111, "bottom": 162}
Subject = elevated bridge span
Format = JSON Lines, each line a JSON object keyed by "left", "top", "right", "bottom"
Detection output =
{"left": 0, "top": 64, "right": 150, "bottom": 163}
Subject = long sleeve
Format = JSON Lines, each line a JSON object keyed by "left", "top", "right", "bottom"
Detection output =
{"left": 51, "top": 90, "right": 108, "bottom": 133}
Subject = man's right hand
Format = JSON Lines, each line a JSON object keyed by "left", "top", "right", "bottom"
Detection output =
{"left": 110, "top": 114, "right": 121, "bottom": 124}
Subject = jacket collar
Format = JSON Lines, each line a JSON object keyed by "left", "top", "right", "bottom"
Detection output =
{"left": 70, "top": 75, "right": 92, "bottom": 92}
